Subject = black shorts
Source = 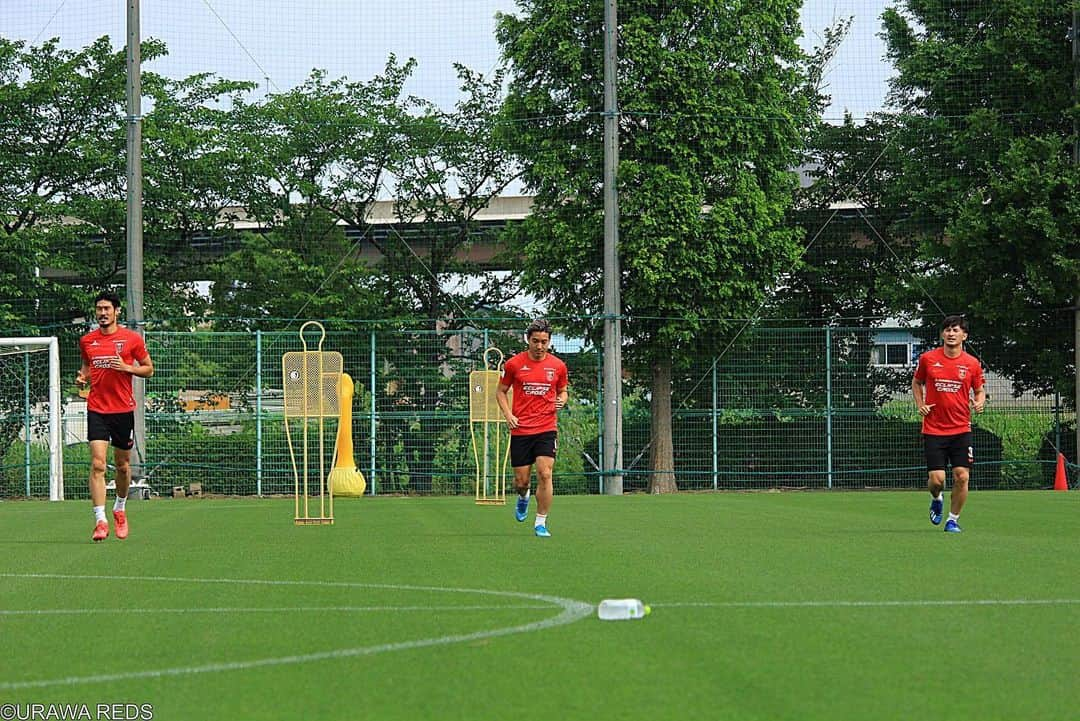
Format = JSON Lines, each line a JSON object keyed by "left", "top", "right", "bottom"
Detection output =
{"left": 87, "top": 411, "right": 135, "bottom": 450}
{"left": 923, "top": 432, "right": 973, "bottom": 471}
{"left": 510, "top": 431, "right": 558, "bottom": 468}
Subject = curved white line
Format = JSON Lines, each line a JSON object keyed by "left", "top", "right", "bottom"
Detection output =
{"left": 0, "top": 573, "right": 594, "bottom": 691}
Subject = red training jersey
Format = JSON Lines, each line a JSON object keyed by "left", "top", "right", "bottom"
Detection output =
{"left": 913, "top": 347, "right": 984, "bottom": 436}
{"left": 79, "top": 326, "right": 149, "bottom": 414}
{"left": 500, "top": 350, "right": 569, "bottom": 436}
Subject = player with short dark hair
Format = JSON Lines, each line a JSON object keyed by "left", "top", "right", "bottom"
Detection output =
{"left": 496, "top": 319, "right": 569, "bottom": 538}
{"left": 912, "top": 315, "right": 985, "bottom": 533}
{"left": 77, "top": 291, "right": 154, "bottom": 542}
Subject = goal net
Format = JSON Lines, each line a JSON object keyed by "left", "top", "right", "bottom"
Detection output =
{"left": 0, "top": 338, "right": 63, "bottom": 500}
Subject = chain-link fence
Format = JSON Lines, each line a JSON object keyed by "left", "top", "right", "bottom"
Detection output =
{"left": 4, "top": 321, "right": 1072, "bottom": 499}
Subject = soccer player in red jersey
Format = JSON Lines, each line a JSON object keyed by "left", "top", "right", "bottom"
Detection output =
{"left": 77, "top": 291, "right": 154, "bottom": 542}
{"left": 912, "top": 315, "right": 985, "bottom": 533}
{"left": 496, "top": 319, "right": 569, "bottom": 538}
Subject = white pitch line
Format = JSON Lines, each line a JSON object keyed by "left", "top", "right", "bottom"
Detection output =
{"left": 654, "top": 599, "right": 1080, "bottom": 608}
{"left": 0, "top": 571, "right": 549, "bottom": 596}
{"left": 0, "top": 573, "right": 594, "bottom": 691}
{"left": 0, "top": 605, "right": 550, "bottom": 616}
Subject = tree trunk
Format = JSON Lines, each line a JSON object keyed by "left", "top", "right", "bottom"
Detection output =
{"left": 648, "top": 356, "right": 678, "bottom": 493}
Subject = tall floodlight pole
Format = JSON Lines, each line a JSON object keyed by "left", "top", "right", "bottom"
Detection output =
{"left": 602, "top": 0, "right": 623, "bottom": 494}
{"left": 126, "top": 0, "right": 146, "bottom": 476}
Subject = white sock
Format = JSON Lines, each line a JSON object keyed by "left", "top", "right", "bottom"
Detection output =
{"left": 931, "top": 492, "right": 942, "bottom": 501}
{"left": 519, "top": 489, "right": 530, "bottom": 500}
{"left": 947, "top": 512, "right": 959, "bottom": 523}
{"left": 93, "top": 505, "right": 106, "bottom": 523}
{"left": 534, "top": 513, "right": 547, "bottom": 528}
{"left": 114, "top": 496, "right": 127, "bottom": 512}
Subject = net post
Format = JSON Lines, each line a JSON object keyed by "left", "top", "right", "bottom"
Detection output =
{"left": 48, "top": 337, "right": 63, "bottom": 500}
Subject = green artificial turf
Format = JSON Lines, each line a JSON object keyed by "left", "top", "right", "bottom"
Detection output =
{"left": 0, "top": 491, "right": 1077, "bottom": 721}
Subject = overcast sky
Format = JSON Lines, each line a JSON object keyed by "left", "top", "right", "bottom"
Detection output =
{"left": 1, "top": 0, "right": 895, "bottom": 118}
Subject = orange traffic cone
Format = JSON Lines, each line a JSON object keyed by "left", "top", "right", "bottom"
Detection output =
{"left": 1053, "top": 453, "right": 1068, "bottom": 491}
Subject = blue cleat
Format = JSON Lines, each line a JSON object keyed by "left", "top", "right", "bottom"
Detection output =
{"left": 929, "top": 497, "right": 943, "bottom": 526}
{"left": 944, "top": 519, "right": 962, "bottom": 533}
{"left": 534, "top": 525, "right": 551, "bottom": 538}
{"left": 514, "top": 495, "right": 529, "bottom": 522}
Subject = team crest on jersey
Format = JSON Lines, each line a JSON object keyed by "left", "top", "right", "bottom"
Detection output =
{"left": 958, "top": 366, "right": 967, "bottom": 379}
{"left": 545, "top": 367, "right": 555, "bottom": 381}
{"left": 113, "top": 341, "right": 126, "bottom": 354}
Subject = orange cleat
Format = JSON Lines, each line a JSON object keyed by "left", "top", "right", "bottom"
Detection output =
{"left": 113, "top": 510, "right": 128, "bottom": 540}
{"left": 91, "top": 520, "right": 109, "bottom": 542}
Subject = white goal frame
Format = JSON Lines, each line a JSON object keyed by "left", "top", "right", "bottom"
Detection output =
{"left": 1, "top": 337, "right": 64, "bottom": 500}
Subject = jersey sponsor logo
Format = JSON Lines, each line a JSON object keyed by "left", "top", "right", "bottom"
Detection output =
{"left": 91, "top": 357, "right": 114, "bottom": 369}
{"left": 933, "top": 379, "right": 963, "bottom": 393}
{"left": 522, "top": 381, "right": 550, "bottom": 397}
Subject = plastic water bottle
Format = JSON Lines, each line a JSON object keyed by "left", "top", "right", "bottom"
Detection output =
{"left": 597, "top": 598, "right": 651, "bottom": 621}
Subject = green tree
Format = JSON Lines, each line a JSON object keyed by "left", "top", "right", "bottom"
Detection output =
{"left": 0, "top": 36, "right": 150, "bottom": 328}
{"left": 216, "top": 60, "right": 423, "bottom": 326}
{"left": 208, "top": 208, "right": 395, "bottom": 328}
{"left": 229, "top": 59, "right": 415, "bottom": 228}
{"left": 880, "top": 0, "right": 1080, "bottom": 401}
{"left": 138, "top": 71, "right": 258, "bottom": 322}
{"left": 767, "top": 114, "right": 922, "bottom": 410}
{"left": 386, "top": 64, "right": 523, "bottom": 323}
{"left": 782, "top": 114, "right": 916, "bottom": 326}
{"left": 0, "top": 37, "right": 262, "bottom": 329}
{"left": 497, "top": 0, "right": 835, "bottom": 490}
